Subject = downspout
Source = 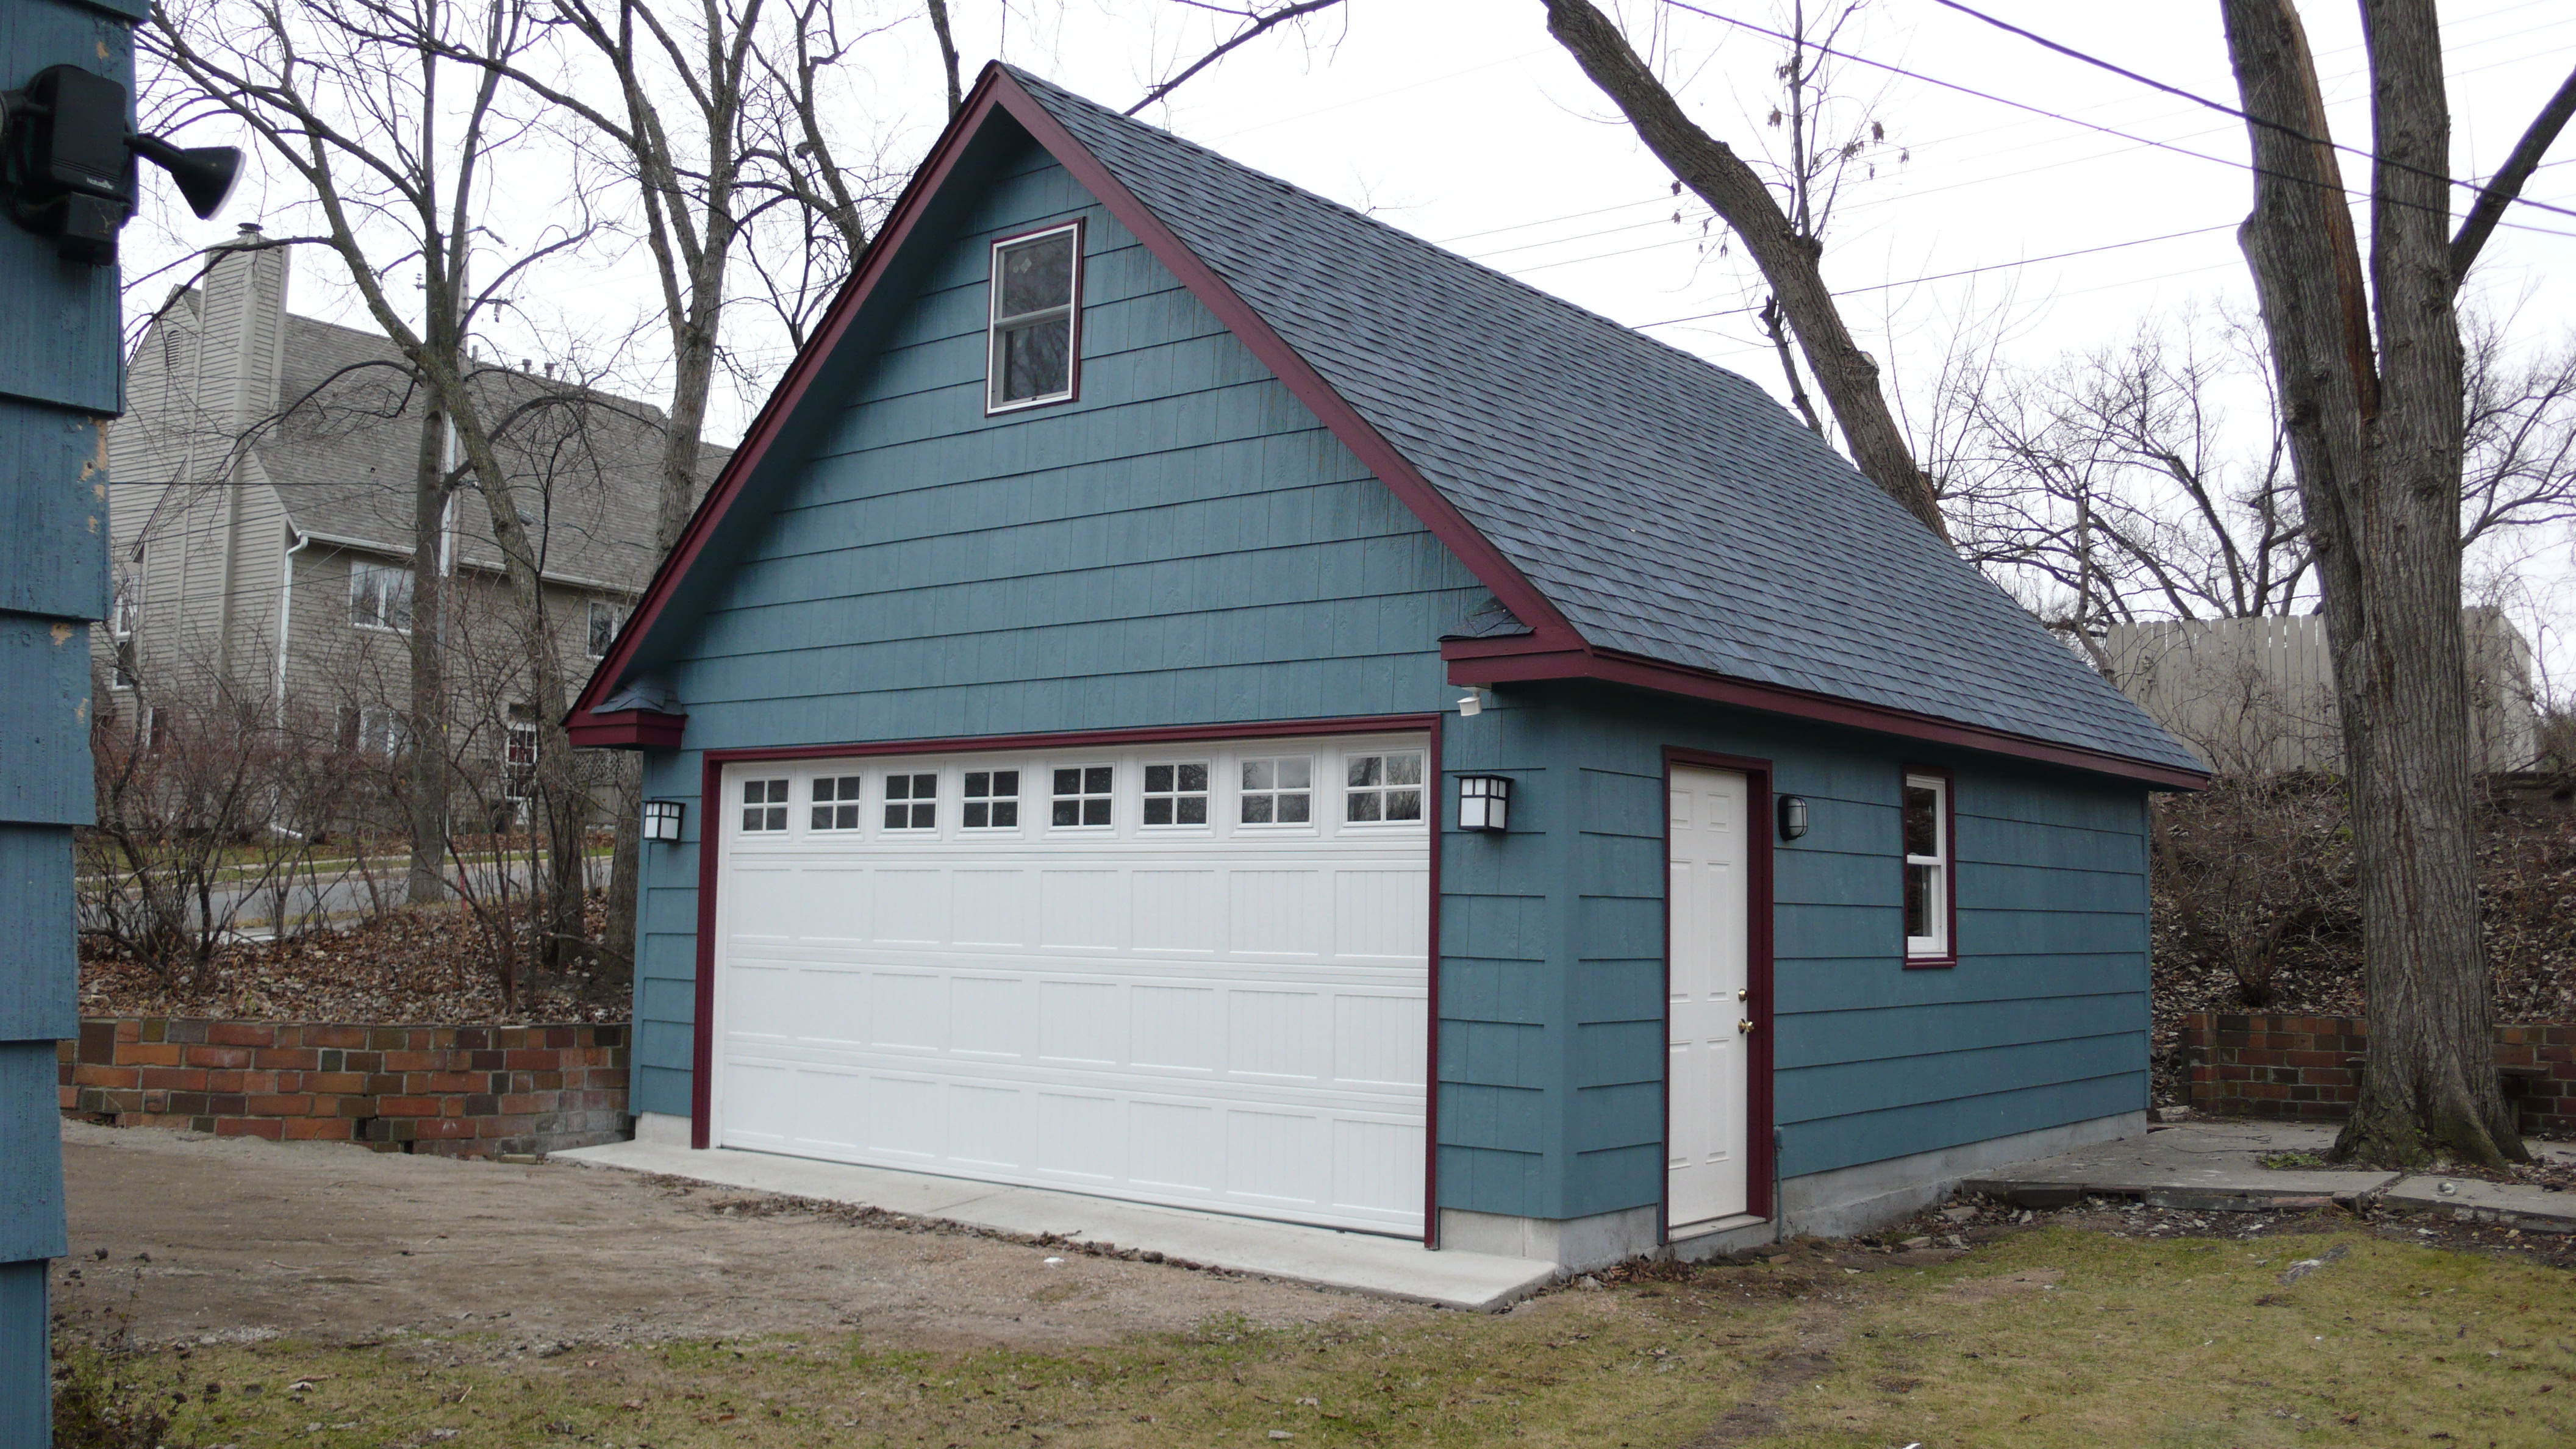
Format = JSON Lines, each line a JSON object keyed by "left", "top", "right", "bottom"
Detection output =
{"left": 276, "top": 528, "right": 309, "bottom": 721}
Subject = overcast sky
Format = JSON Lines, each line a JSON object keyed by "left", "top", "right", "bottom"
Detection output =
{"left": 137, "top": 0, "right": 2576, "bottom": 670}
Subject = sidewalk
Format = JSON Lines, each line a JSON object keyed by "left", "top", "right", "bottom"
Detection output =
{"left": 1961, "top": 1118, "right": 2576, "bottom": 1232}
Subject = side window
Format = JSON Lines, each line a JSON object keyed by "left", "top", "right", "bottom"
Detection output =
{"left": 1343, "top": 751, "right": 1425, "bottom": 823}
{"left": 1142, "top": 762, "right": 1209, "bottom": 826}
{"left": 350, "top": 559, "right": 414, "bottom": 632}
{"left": 884, "top": 772, "right": 938, "bottom": 831}
{"left": 1903, "top": 771, "right": 1952, "bottom": 961}
{"left": 1051, "top": 765, "right": 1114, "bottom": 827}
{"left": 740, "top": 778, "right": 789, "bottom": 832}
{"left": 987, "top": 223, "right": 1081, "bottom": 410}
{"left": 587, "top": 600, "right": 624, "bottom": 659}
{"left": 811, "top": 775, "right": 863, "bottom": 831}
{"left": 1238, "top": 756, "right": 1312, "bottom": 824}
{"left": 963, "top": 769, "right": 1020, "bottom": 829}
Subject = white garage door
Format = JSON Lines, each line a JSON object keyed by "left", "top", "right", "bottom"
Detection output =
{"left": 712, "top": 731, "right": 1431, "bottom": 1236}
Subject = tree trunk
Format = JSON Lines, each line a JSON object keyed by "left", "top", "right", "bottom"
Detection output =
{"left": 602, "top": 751, "right": 642, "bottom": 970}
{"left": 1542, "top": 0, "right": 1949, "bottom": 540}
{"left": 2219, "top": 0, "right": 2520, "bottom": 1167}
{"left": 406, "top": 394, "right": 449, "bottom": 905}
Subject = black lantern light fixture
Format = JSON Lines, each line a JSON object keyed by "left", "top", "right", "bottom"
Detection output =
{"left": 1776, "top": 793, "right": 1810, "bottom": 841}
{"left": 1457, "top": 774, "right": 1512, "bottom": 833}
{"left": 2, "top": 65, "right": 243, "bottom": 265}
{"left": 642, "top": 798, "right": 685, "bottom": 843}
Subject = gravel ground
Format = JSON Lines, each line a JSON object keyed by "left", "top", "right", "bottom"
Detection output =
{"left": 51, "top": 1121, "right": 1397, "bottom": 1353}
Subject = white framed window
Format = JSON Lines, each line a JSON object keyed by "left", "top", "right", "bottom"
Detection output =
{"left": 503, "top": 717, "right": 538, "bottom": 800}
{"left": 884, "top": 771, "right": 938, "bottom": 831}
{"left": 740, "top": 778, "right": 789, "bottom": 832}
{"left": 1237, "top": 756, "right": 1312, "bottom": 825}
{"left": 1141, "top": 761, "right": 1210, "bottom": 826}
{"left": 987, "top": 222, "right": 1081, "bottom": 412}
{"left": 1903, "top": 771, "right": 1952, "bottom": 961}
{"left": 586, "top": 600, "right": 624, "bottom": 659}
{"left": 343, "top": 704, "right": 404, "bottom": 758}
{"left": 1050, "top": 764, "right": 1114, "bottom": 828}
{"left": 811, "top": 775, "right": 864, "bottom": 831}
{"left": 350, "top": 559, "right": 414, "bottom": 632}
{"left": 1343, "top": 751, "right": 1425, "bottom": 824}
{"left": 962, "top": 768, "right": 1021, "bottom": 829}
{"left": 109, "top": 580, "right": 139, "bottom": 689}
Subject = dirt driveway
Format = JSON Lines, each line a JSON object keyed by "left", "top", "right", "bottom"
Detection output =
{"left": 52, "top": 1121, "right": 1398, "bottom": 1351}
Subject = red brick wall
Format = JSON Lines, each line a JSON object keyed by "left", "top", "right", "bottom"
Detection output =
{"left": 57, "top": 1019, "right": 628, "bottom": 1157}
{"left": 2182, "top": 1012, "right": 2576, "bottom": 1137}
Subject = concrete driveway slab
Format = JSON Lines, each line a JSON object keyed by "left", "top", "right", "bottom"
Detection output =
{"left": 558, "top": 1139, "right": 1558, "bottom": 1311}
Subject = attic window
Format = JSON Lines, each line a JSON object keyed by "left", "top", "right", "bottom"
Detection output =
{"left": 987, "top": 222, "right": 1081, "bottom": 412}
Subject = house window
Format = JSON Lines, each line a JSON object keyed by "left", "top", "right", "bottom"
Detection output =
{"left": 1903, "top": 771, "right": 1952, "bottom": 961}
{"left": 1238, "top": 756, "right": 1312, "bottom": 825}
{"left": 1050, "top": 765, "right": 1113, "bottom": 827}
{"left": 740, "top": 778, "right": 789, "bottom": 832}
{"left": 811, "top": 775, "right": 864, "bottom": 831}
{"left": 109, "top": 582, "right": 138, "bottom": 689}
{"left": 340, "top": 704, "right": 404, "bottom": 757}
{"left": 1343, "top": 751, "right": 1425, "bottom": 823}
{"left": 503, "top": 717, "right": 538, "bottom": 800}
{"left": 1142, "top": 762, "right": 1209, "bottom": 826}
{"left": 884, "top": 771, "right": 937, "bottom": 831}
{"left": 987, "top": 223, "right": 1081, "bottom": 411}
{"left": 587, "top": 600, "right": 624, "bottom": 659}
{"left": 350, "top": 559, "right": 414, "bottom": 632}
{"left": 962, "top": 769, "right": 1020, "bottom": 829}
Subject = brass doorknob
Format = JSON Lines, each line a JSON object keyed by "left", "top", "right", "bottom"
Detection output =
{"left": 1737, "top": 988, "right": 1748, "bottom": 1001}
{"left": 1737, "top": 1018, "right": 1755, "bottom": 1035}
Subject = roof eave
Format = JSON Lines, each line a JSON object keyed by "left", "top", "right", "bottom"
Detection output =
{"left": 1444, "top": 637, "right": 2211, "bottom": 790}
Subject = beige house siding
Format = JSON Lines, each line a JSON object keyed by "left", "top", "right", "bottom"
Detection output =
{"left": 2101, "top": 608, "right": 2539, "bottom": 776}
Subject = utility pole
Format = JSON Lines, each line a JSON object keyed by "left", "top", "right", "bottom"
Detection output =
{"left": 0, "top": 1, "right": 240, "bottom": 1437}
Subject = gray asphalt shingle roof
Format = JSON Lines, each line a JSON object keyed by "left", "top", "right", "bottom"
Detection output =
{"left": 1012, "top": 70, "right": 2201, "bottom": 775}
{"left": 254, "top": 312, "right": 722, "bottom": 592}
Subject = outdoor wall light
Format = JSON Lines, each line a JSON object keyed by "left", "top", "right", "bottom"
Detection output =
{"left": 642, "top": 798, "right": 685, "bottom": 843}
{"left": 1457, "top": 775, "right": 1512, "bottom": 833}
{"left": 1777, "top": 793, "right": 1810, "bottom": 841}
{"left": 2, "top": 65, "right": 243, "bottom": 265}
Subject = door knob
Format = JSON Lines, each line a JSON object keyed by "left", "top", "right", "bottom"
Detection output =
{"left": 1737, "top": 1018, "right": 1755, "bottom": 1035}
{"left": 1736, "top": 988, "right": 1748, "bottom": 1001}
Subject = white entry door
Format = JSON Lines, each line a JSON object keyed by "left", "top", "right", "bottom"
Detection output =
{"left": 1668, "top": 764, "right": 1753, "bottom": 1229}
{"left": 710, "top": 732, "right": 1431, "bottom": 1236}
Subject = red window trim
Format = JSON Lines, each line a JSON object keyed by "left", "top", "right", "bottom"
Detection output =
{"left": 1899, "top": 762, "right": 1959, "bottom": 970}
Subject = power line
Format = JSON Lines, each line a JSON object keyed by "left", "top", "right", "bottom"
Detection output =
{"left": 1629, "top": 221, "right": 2239, "bottom": 329}
{"left": 1651, "top": 0, "right": 2576, "bottom": 242}
{"left": 1927, "top": 0, "right": 2576, "bottom": 224}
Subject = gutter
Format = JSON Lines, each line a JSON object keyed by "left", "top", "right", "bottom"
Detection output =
{"left": 276, "top": 528, "right": 309, "bottom": 717}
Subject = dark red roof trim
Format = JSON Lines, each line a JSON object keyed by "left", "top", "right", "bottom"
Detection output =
{"left": 1446, "top": 640, "right": 2210, "bottom": 790}
{"left": 567, "top": 709, "right": 688, "bottom": 750}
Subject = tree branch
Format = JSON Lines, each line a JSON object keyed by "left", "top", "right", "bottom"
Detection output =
{"left": 2452, "top": 63, "right": 2576, "bottom": 278}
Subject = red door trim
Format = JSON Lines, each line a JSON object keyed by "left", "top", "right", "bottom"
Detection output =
{"left": 1661, "top": 747, "right": 1777, "bottom": 1236}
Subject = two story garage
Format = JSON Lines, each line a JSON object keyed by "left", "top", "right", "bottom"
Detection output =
{"left": 568, "top": 64, "right": 2203, "bottom": 1269}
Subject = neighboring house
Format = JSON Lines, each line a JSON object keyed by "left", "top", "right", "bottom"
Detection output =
{"left": 101, "top": 229, "right": 714, "bottom": 785}
{"left": 568, "top": 66, "right": 2206, "bottom": 1271}
{"left": 2102, "top": 609, "right": 2538, "bottom": 777}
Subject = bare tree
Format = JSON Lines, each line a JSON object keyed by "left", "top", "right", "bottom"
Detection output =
{"left": 1543, "top": 0, "right": 1947, "bottom": 538}
{"left": 149, "top": 0, "right": 602, "bottom": 963}
{"left": 2216, "top": 0, "right": 2576, "bottom": 1167}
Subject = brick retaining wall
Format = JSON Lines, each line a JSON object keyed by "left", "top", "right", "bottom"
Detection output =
{"left": 2182, "top": 1012, "right": 2575, "bottom": 1137}
{"left": 57, "top": 1018, "right": 628, "bottom": 1157}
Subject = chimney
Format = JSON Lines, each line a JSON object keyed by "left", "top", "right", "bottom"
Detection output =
{"left": 195, "top": 221, "right": 290, "bottom": 432}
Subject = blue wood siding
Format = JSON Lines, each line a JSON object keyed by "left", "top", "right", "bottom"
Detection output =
{"left": 629, "top": 142, "right": 1488, "bottom": 1119}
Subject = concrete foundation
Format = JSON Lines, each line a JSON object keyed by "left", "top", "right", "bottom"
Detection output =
{"left": 1437, "top": 1205, "right": 1658, "bottom": 1273}
{"left": 633, "top": 1111, "right": 691, "bottom": 1147}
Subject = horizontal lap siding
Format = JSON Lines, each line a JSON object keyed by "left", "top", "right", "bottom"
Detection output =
{"left": 631, "top": 147, "right": 1484, "bottom": 1127}
{"left": 1548, "top": 685, "right": 2149, "bottom": 1217}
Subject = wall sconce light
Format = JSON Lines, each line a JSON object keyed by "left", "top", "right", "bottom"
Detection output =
{"left": 1776, "top": 794, "right": 1809, "bottom": 841}
{"left": 2, "top": 65, "right": 243, "bottom": 265}
{"left": 1458, "top": 774, "right": 1511, "bottom": 833}
{"left": 643, "top": 798, "right": 685, "bottom": 843}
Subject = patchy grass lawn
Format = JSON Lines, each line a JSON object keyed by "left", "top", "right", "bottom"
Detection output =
{"left": 80, "top": 1220, "right": 2576, "bottom": 1448}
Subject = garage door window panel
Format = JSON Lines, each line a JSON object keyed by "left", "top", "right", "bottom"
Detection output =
{"left": 1239, "top": 756, "right": 1312, "bottom": 826}
{"left": 1052, "top": 765, "right": 1114, "bottom": 828}
{"left": 886, "top": 772, "right": 939, "bottom": 831}
{"left": 1142, "top": 761, "right": 1209, "bottom": 826}
{"left": 963, "top": 770, "right": 1021, "bottom": 830}
{"left": 811, "top": 775, "right": 864, "bottom": 831}
{"left": 741, "top": 778, "right": 789, "bottom": 832}
{"left": 1343, "top": 751, "right": 1425, "bottom": 825}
